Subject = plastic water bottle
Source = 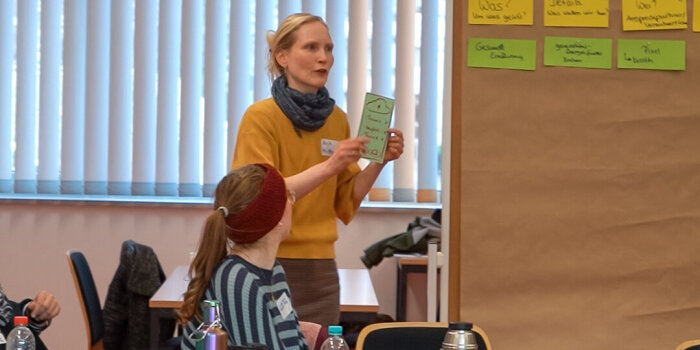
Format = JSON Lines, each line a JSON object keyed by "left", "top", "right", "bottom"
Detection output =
{"left": 6, "top": 316, "right": 35, "bottom": 350}
{"left": 319, "top": 325, "right": 349, "bottom": 350}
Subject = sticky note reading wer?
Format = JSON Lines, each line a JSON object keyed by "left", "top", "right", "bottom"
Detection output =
{"left": 357, "top": 93, "right": 395, "bottom": 163}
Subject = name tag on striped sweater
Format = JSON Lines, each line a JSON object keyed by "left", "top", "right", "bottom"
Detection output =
{"left": 276, "top": 292, "right": 293, "bottom": 319}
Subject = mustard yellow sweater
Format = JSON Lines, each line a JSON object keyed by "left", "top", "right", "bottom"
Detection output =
{"left": 232, "top": 98, "right": 361, "bottom": 259}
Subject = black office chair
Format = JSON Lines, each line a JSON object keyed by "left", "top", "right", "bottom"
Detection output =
{"left": 355, "top": 322, "right": 492, "bottom": 350}
{"left": 67, "top": 249, "right": 105, "bottom": 350}
{"left": 676, "top": 339, "right": 700, "bottom": 350}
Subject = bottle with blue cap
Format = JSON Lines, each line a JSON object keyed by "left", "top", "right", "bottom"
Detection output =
{"left": 319, "top": 325, "right": 349, "bottom": 350}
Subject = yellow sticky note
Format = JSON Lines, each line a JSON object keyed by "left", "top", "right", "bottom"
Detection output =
{"left": 544, "top": 0, "right": 609, "bottom": 27}
{"left": 694, "top": 0, "right": 700, "bottom": 31}
{"left": 468, "top": 0, "right": 534, "bottom": 25}
{"left": 622, "top": 0, "right": 687, "bottom": 31}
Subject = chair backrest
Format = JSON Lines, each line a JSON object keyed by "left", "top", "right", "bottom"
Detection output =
{"left": 676, "top": 339, "right": 700, "bottom": 350}
{"left": 67, "top": 249, "right": 105, "bottom": 350}
{"left": 355, "top": 322, "right": 492, "bottom": 350}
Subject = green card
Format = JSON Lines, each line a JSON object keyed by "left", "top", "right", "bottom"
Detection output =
{"left": 358, "top": 93, "right": 395, "bottom": 163}
{"left": 617, "top": 39, "right": 685, "bottom": 70}
{"left": 467, "top": 38, "right": 537, "bottom": 71}
{"left": 544, "top": 36, "right": 612, "bottom": 69}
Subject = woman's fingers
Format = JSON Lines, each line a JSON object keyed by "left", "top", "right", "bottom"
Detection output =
{"left": 383, "top": 129, "right": 404, "bottom": 162}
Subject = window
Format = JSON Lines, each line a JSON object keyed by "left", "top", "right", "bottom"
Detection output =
{"left": 0, "top": 0, "right": 444, "bottom": 206}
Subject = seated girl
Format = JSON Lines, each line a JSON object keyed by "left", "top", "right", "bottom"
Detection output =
{"left": 177, "top": 163, "right": 310, "bottom": 350}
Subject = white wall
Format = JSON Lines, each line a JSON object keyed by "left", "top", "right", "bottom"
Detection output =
{"left": 0, "top": 200, "right": 433, "bottom": 349}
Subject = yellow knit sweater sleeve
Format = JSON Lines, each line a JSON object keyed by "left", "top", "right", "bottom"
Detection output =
{"left": 232, "top": 98, "right": 361, "bottom": 259}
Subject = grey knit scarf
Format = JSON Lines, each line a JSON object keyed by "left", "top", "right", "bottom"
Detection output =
{"left": 271, "top": 75, "right": 335, "bottom": 133}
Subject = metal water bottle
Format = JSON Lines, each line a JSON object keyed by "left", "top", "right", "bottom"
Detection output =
{"left": 193, "top": 300, "right": 228, "bottom": 350}
{"left": 441, "top": 322, "right": 478, "bottom": 350}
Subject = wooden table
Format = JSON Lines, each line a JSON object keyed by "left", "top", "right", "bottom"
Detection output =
{"left": 149, "top": 265, "right": 189, "bottom": 349}
{"left": 149, "top": 265, "right": 379, "bottom": 348}
{"left": 150, "top": 265, "right": 190, "bottom": 309}
{"left": 336, "top": 268, "right": 380, "bottom": 322}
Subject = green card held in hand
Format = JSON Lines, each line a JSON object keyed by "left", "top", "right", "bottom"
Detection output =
{"left": 358, "top": 93, "right": 395, "bottom": 163}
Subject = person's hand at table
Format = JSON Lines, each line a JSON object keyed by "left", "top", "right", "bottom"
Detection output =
{"left": 26, "top": 290, "right": 61, "bottom": 325}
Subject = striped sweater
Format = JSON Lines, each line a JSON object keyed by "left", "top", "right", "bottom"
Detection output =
{"left": 181, "top": 256, "right": 308, "bottom": 350}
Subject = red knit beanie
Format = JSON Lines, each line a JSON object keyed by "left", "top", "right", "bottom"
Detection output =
{"left": 224, "top": 163, "right": 287, "bottom": 243}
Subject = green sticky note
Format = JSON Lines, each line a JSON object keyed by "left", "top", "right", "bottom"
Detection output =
{"left": 358, "top": 93, "right": 395, "bottom": 163}
{"left": 467, "top": 38, "right": 537, "bottom": 71}
{"left": 544, "top": 36, "right": 612, "bottom": 69}
{"left": 617, "top": 39, "right": 685, "bottom": 70}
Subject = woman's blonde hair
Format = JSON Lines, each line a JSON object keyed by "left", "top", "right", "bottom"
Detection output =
{"left": 176, "top": 164, "right": 267, "bottom": 324}
{"left": 266, "top": 13, "right": 327, "bottom": 81}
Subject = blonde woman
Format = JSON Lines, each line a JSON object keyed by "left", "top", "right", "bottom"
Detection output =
{"left": 233, "top": 13, "right": 404, "bottom": 326}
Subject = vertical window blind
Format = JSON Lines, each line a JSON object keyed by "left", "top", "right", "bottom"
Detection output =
{"left": 0, "top": 0, "right": 444, "bottom": 204}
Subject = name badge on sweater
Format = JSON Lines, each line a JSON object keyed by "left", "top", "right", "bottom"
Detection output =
{"left": 276, "top": 291, "right": 293, "bottom": 319}
{"left": 321, "top": 139, "right": 338, "bottom": 157}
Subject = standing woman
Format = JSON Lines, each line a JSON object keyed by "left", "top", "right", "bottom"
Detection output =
{"left": 232, "top": 13, "right": 404, "bottom": 326}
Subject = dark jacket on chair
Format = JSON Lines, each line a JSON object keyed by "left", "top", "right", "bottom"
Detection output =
{"left": 102, "top": 240, "right": 171, "bottom": 350}
{"left": 361, "top": 209, "right": 442, "bottom": 268}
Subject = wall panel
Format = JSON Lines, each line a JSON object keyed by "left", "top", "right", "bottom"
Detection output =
{"left": 454, "top": 1, "right": 700, "bottom": 348}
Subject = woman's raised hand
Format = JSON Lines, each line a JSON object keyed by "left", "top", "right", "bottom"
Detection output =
{"left": 326, "top": 137, "right": 370, "bottom": 174}
{"left": 383, "top": 128, "right": 404, "bottom": 164}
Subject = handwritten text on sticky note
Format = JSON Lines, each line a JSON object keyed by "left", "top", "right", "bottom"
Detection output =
{"left": 468, "top": 38, "right": 537, "bottom": 71}
{"left": 544, "top": 36, "right": 612, "bottom": 69}
{"left": 622, "top": 0, "right": 687, "bottom": 31}
{"left": 617, "top": 39, "right": 685, "bottom": 71}
{"left": 544, "top": 0, "right": 609, "bottom": 27}
{"left": 469, "top": 0, "right": 533, "bottom": 25}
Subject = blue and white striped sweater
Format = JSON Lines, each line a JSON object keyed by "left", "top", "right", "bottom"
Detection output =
{"left": 181, "top": 256, "right": 308, "bottom": 350}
